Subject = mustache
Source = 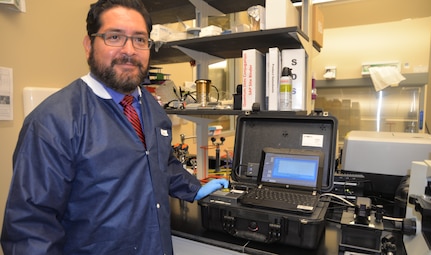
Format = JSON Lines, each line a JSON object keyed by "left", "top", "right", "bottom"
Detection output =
{"left": 112, "top": 56, "right": 142, "bottom": 67}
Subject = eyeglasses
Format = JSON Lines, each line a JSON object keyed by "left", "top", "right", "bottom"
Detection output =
{"left": 91, "top": 32, "right": 153, "bottom": 50}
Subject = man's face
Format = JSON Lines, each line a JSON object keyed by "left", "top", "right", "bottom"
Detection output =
{"left": 84, "top": 7, "right": 150, "bottom": 94}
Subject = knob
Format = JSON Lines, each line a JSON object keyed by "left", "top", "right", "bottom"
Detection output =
{"left": 248, "top": 221, "right": 258, "bottom": 232}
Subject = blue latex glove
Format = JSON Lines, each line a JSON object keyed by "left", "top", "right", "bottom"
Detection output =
{"left": 195, "top": 179, "right": 229, "bottom": 200}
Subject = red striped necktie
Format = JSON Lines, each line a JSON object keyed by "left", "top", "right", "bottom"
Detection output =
{"left": 120, "top": 95, "right": 146, "bottom": 148}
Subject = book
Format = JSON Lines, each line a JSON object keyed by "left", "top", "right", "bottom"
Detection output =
{"left": 265, "top": 52, "right": 269, "bottom": 110}
{"left": 242, "top": 49, "right": 266, "bottom": 111}
{"left": 281, "top": 49, "right": 306, "bottom": 111}
{"left": 266, "top": 47, "right": 281, "bottom": 111}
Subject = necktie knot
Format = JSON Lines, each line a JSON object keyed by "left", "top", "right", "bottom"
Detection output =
{"left": 120, "top": 95, "right": 134, "bottom": 107}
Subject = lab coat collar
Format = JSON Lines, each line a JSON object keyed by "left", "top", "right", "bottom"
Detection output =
{"left": 80, "top": 73, "right": 142, "bottom": 99}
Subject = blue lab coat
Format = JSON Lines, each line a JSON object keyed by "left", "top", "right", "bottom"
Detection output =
{"left": 1, "top": 74, "right": 201, "bottom": 255}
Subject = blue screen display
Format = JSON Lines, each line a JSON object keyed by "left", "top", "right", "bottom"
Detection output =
{"left": 260, "top": 152, "right": 320, "bottom": 188}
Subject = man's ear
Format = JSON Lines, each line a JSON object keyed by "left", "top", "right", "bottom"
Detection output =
{"left": 83, "top": 35, "right": 92, "bottom": 59}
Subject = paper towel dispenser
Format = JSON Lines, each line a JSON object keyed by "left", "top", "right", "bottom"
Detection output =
{"left": 23, "top": 87, "right": 60, "bottom": 117}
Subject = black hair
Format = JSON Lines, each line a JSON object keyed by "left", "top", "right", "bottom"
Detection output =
{"left": 86, "top": 0, "right": 153, "bottom": 38}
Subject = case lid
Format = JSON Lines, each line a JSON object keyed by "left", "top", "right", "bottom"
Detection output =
{"left": 231, "top": 111, "right": 338, "bottom": 192}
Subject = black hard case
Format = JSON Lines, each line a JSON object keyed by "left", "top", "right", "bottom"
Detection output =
{"left": 199, "top": 112, "right": 338, "bottom": 249}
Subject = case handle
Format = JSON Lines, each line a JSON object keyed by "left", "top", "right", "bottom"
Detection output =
{"left": 225, "top": 228, "right": 281, "bottom": 243}
{"left": 231, "top": 230, "right": 269, "bottom": 242}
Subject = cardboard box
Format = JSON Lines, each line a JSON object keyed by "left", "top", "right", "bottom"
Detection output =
{"left": 200, "top": 25, "right": 222, "bottom": 37}
{"left": 312, "top": 5, "right": 324, "bottom": 48}
{"left": 151, "top": 24, "right": 173, "bottom": 42}
{"left": 265, "top": 0, "right": 299, "bottom": 29}
{"left": 151, "top": 24, "right": 186, "bottom": 42}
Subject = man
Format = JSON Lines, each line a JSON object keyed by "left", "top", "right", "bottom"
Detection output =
{"left": 1, "top": 0, "right": 228, "bottom": 254}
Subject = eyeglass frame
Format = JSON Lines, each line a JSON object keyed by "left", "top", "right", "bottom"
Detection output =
{"left": 91, "top": 32, "right": 153, "bottom": 50}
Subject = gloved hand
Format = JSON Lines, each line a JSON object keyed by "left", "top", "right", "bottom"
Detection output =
{"left": 194, "top": 179, "right": 229, "bottom": 200}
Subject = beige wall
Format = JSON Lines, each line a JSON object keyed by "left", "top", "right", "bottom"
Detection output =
{"left": 0, "top": 2, "right": 90, "bottom": 253}
{"left": 313, "top": 17, "right": 431, "bottom": 79}
{"left": 313, "top": 0, "right": 431, "bottom": 78}
{"left": 0, "top": 1, "right": 430, "bottom": 254}
{"left": 321, "top": 0, "right": 431, "bottom": 29}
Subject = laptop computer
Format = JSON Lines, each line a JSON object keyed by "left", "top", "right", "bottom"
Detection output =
{"left": 240, "top": 147, "right": 324, "bottom": 214}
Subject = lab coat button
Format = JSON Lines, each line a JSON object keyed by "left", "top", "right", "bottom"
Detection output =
{"left": 156, "top": 203, "right": 160, "bottom": 208}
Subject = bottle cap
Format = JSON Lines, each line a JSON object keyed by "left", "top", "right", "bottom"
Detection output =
{"left": 281, "top": 67, "right": 292, "bottom": 76}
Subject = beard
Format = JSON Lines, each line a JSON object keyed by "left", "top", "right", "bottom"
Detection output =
{"left": 88, "top": 50, "right": 148, "bottom": 94}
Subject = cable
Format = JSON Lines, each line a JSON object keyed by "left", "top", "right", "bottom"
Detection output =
{"left": 242, "top": 240, "right": 250, "bottom": 253}
{"left": 163, "top": 99, "right": 184, "bottom": 109}
{"left": 182, "top": 91, "right": 197, "bottom": 103}
{"left": 383, "top": 215, "right": 404, "bottom": 222}
{"left": 234, "top": 164, "right": 247, "bottom": 179}
{"left": 320, "top": 192, "right": 355, "bottom": 207}
{"left": 211, "top": 85, "right": 220, "bottom": 102}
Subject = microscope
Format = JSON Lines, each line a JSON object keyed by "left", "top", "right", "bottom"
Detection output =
{"left": 405, "top": 160, "right": 431, "bottom": 254}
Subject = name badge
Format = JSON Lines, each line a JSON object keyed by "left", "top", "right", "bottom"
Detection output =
{"left": 161, "top": 129, "right": 169, "bottom": 137}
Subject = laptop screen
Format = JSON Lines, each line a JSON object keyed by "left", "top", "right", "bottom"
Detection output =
{"left": 258, "top": 148, "right": 324, "bottom": 190}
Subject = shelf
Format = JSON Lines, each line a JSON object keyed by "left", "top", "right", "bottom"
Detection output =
{"left": 145, "top": 0, "right": 196, "bottom": 25}
{"left": 150, "top": 1, "right": 313, "bottom": 179}
{"left": 145, "top": 0, "right": 271, "bottom": 25}
{"left": 146, "top": 0, "right": 304, "bottom": 24}
{"left": 150, "top": 27, "right": 308, "bottom": 65}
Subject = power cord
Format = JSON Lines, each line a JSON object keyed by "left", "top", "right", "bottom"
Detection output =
{"left": 320, "top": 192, "right": 354, "bottom": 207}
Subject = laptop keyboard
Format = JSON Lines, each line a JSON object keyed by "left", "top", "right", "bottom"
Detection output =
{"left": 241, "top": 188, "right": 319, "bottom": 213}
